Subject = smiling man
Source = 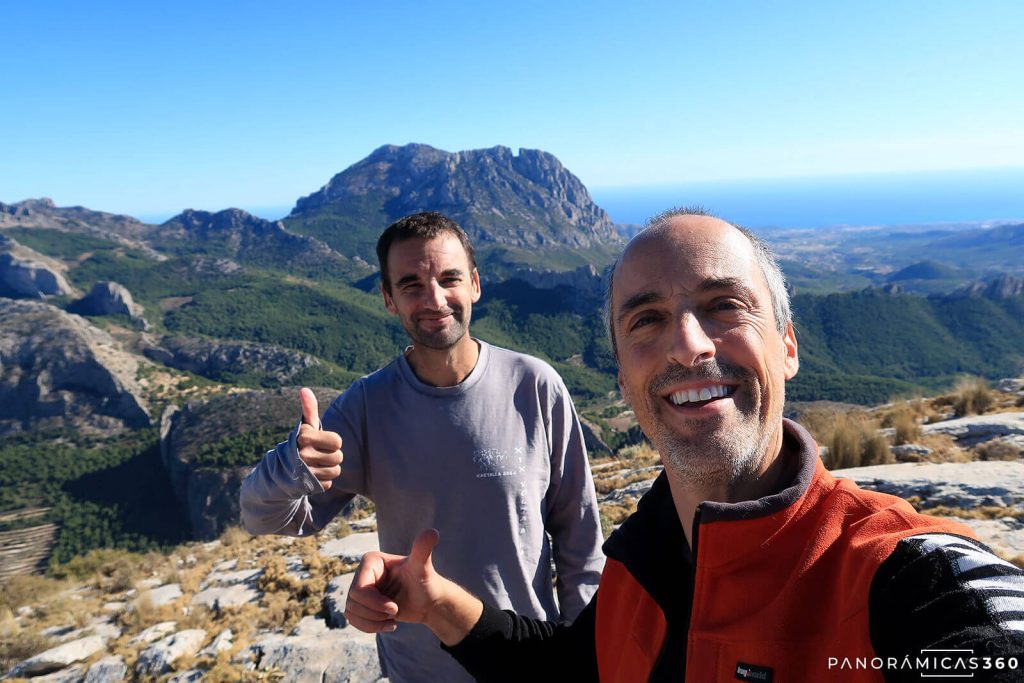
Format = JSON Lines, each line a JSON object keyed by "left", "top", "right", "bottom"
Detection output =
{"left": 343, "top": 208, "right": 1024, "bottom": 682}
{"left": 240, "top": 212, "right": 604, "bottom": 683}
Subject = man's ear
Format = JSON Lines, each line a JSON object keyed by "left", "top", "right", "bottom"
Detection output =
{"left": 381, "top": 283, "right": 397, "bottom": 315}
{"left": 782, "top": 322, "right": 799, "bottom": 380}
{"left": 471, "top": 268, "right": 481, "bottom": 303}
{"left": 618, "top": 371, "right": 632, "bottom": 405}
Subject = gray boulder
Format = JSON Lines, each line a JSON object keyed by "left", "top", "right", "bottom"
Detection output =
{"left": 191, "top": 567, "right": 263, "bottom": 611}
{"left": 138, "top": 583, "right": 183, "bottom": 608}
{"left": 0, "top": 299, "right": 150, "bottom": 435}
{"left": 891, "top": 443, "right": 932, "bottom": 462}
{"left": 324, "top": 573, "right": 356, "bottom": 628}
{"left": 997, "top": 378, "right": 1024, "bottom": 394}
{"left": 245, "top": 621, "right": 381, "bottom": 683}
{"left": 0, "top": 252, "right": 74, "bottom": 299}
{"left": 30, "top": 665, "right": 86, "bottom": 682}
{"left": 319, "top": 532, "right": 379, "bottom": 564}
{"left": 135, "top": 629, "right": 207, "bottom": 676}
{"left": 922, "top": 412, "right": 1024, "bottom": 447}
{"left": 84, "top": 656, "right": 127, "bottom": 683}
{"left": 0, "top": 233, "right": 76, "bottom": 299}
{"left": 5, "top": 635, "right": 105, "bottom": 677}
{"left": 198, "top": 629, "right": 234, "bottom": 658}
{"left": 68, "top": 281, "right": 147, "bottom": 329}
{"left": 834, "top": 461, "right": 1024, "bottom": 509}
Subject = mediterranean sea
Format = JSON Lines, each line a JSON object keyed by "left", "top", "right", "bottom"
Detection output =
{"left": 590, "top": 167, "right": 1024, "bottom": 229}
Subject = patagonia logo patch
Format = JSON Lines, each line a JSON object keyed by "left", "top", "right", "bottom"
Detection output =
{"left": 735, "top": 661, "right": 773, "bottom": 682}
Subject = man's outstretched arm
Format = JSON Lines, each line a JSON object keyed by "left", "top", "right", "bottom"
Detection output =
{"left": 239, "top": 387, "right": 350, "bottom": 536}
{"left": 346, "top": 529, "right": 599, "bottom": 682}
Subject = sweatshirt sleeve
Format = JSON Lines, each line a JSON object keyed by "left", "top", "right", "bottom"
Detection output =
{"left": 870, "top": 532, "right": 1024, "bottom": 682}
{"left": 444, "top": 596, "right": 599, "bottom": 682}
{"left": 239, "top": 383, "right": 367, "bottom": 536}
{"left": 542, "top": 376, "right": 605, "bottom": 621}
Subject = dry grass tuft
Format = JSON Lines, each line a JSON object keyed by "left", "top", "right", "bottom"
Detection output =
{"left": 0, "top": 575, "right": 63, "bottom": 611}
{"left": 975, "top": 439, "right": 1023, "bottom": 461}
{"left": 950, "top": 376, "right": 995, "bottom": 417}
{"left": 0, "top": 631, "right": 54, "bottom": 673}
{"left": 599, "top": 500, "right": 638, "bottom": 538}
{"left": 812, "top": 411, "right": 893, "bottom": 469}
{"left": 881, "top": 405, "right": 922, "bottom": 445}
{"left": 594, "top": 471, "right": 658, "bottom": 495}
{"left": 921, "top": 505, "right": 1024, "bottom": 520}
{"left": 220, "top": 526, "right": 251, "bottom": 547}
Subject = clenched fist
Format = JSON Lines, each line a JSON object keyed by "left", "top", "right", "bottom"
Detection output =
{"left": 297, "top": 387, "right": 344, "bottom": 490}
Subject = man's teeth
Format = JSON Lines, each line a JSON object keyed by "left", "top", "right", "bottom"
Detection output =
{"left": 669, "top": 385, "right": 730, "bottom": 405}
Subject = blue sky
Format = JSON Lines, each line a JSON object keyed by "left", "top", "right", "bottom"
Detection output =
{"left": 2, "top": 1, "right": 1022, "bottom": 221}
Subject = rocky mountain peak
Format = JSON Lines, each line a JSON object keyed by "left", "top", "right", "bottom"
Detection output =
{"left": 288, "top": 143, "right": 620, "bottom": 254}
{"left": 158, "top": 208, "right": 347, "bottom": 268}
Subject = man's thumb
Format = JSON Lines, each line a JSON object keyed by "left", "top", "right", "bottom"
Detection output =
{"left": 299, "top": 387, "right": 320, "bottom": 427}
{"left": 408, "top": 529, "right": 439, "bottom": 571}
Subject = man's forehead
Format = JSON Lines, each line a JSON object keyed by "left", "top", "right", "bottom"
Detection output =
{"left": 613, "top": 217, "right": 756, "bottom": 301}
{"left": 390, "top": 234, "right": 470, "bottom": 265}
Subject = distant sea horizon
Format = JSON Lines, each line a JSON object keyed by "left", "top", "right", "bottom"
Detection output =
{"left": 136, "top": 166, "right": 1024, "bottom": 231}
{"left": 589, "top": 166, "right": 1024, "bottom": 230}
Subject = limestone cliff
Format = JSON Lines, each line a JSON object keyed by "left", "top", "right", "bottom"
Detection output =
{"left": 0, "top": 299, "right": 150, "bottom": 435}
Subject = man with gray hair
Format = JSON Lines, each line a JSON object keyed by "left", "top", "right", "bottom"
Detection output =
{"left": 344, "top": 208, "right": 1024, "bottom": 682}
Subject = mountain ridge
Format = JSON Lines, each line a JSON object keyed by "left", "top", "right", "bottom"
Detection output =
{"left": 285, "top": 143, "right": 622, "bottom": 269}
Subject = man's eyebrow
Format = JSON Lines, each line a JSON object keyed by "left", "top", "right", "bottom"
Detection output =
{"left": 698, "top": 277, "right": 755, "bottom": 297}
{"left": 616, "top": 290, "right": 665, "bottom": 325}
{"left": 395, "top": 268, "right": 465, "bottom": 288}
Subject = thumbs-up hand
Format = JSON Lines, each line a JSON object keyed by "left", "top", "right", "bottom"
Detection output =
{"left": 345, "top": 530, "right": 483, "bottom": 645}
{"left": 296, "top": 387, "right": 344, "bottom": 490}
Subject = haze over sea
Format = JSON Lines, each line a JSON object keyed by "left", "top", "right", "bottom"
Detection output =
{"left": 588, "top": 166, "right": 1024, "bottom": 230}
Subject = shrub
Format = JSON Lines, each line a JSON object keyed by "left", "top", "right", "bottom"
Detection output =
{"left": 0, "top": 631, "right": 54, "bottom": 674}
{"left": 891, "top": 411, "right": 921, "bottom": 446}
{"left": 976, "top": 439, "right": 1023, "bottom": 461}
{"left": 821, "top": 412, "right": 893, "bottom": 469}
{"left": 0, "top": 575, "right": 61, "bottom": 611}
{"left": 881, "top": 405, "right": 922, "bottom": 445}
{"left": 220, "top": 527, "right": 251, "bottom": 547}
{"left": 951, "top": 376, "right": 994, "bottom": 417}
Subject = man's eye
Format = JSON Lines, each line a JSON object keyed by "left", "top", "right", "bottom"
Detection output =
{"left": 630, "top": 314, "right": 658, "bottom": 331}
{"left": 711, "top": 300, "right": 742, "bottom": 311}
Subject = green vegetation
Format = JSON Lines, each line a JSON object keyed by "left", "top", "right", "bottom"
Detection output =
{"left": 0, "top": 227, "right": 135, "bottom": 260}
{"left": 164, "top": 279, "right": 409, "bottom": 372}
{"left": 194, "top": 425, "right": 296, "bottom": 468}
{"left": 788, "top": 290, "right": 1024, "bottom": 404}
{"left": 0, "top": 430, "right": 189, "bottom": 567}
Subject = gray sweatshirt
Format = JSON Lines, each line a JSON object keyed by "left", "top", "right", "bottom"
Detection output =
{"left": 240, "top": 340, "right": 605, "bottom": 683}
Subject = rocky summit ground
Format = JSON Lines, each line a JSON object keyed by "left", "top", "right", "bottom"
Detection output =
{"left": 3, "top": 381, "right": 1024, "bottom": 681}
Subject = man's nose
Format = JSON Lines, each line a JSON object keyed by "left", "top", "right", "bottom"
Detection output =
{"left": 425, "top": 281, "right": 447, "bottom": 309}
{"left": 667, "top": 313, "right": 715, "bottom": 367}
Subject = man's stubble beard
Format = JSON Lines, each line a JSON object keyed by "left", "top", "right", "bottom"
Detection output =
{"left": 406, "top": 304, "right": 470, "bottom": 350}
{"left": 644, "top": 360, "right": 782, "bottom": 493}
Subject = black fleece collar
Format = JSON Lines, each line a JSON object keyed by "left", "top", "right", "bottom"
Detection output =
{"left": 601, "top": 418, "right": 819, "bottom": 610}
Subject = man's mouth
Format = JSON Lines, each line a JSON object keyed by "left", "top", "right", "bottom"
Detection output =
{"left": 666, "top": 384, "right": 736, "bottom": 406}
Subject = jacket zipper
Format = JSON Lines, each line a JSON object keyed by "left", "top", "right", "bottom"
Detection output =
{"left": 646, "top": 503, "right": 703, "bottom": 683}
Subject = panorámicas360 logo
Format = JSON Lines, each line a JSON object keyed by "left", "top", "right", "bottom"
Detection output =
{"left": 828, "top": 649, "right": 1020, "bottom": 678}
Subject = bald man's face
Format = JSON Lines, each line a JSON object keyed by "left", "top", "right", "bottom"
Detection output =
{"left": 610, "top": 216, "right": 798, "bottom": 486}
